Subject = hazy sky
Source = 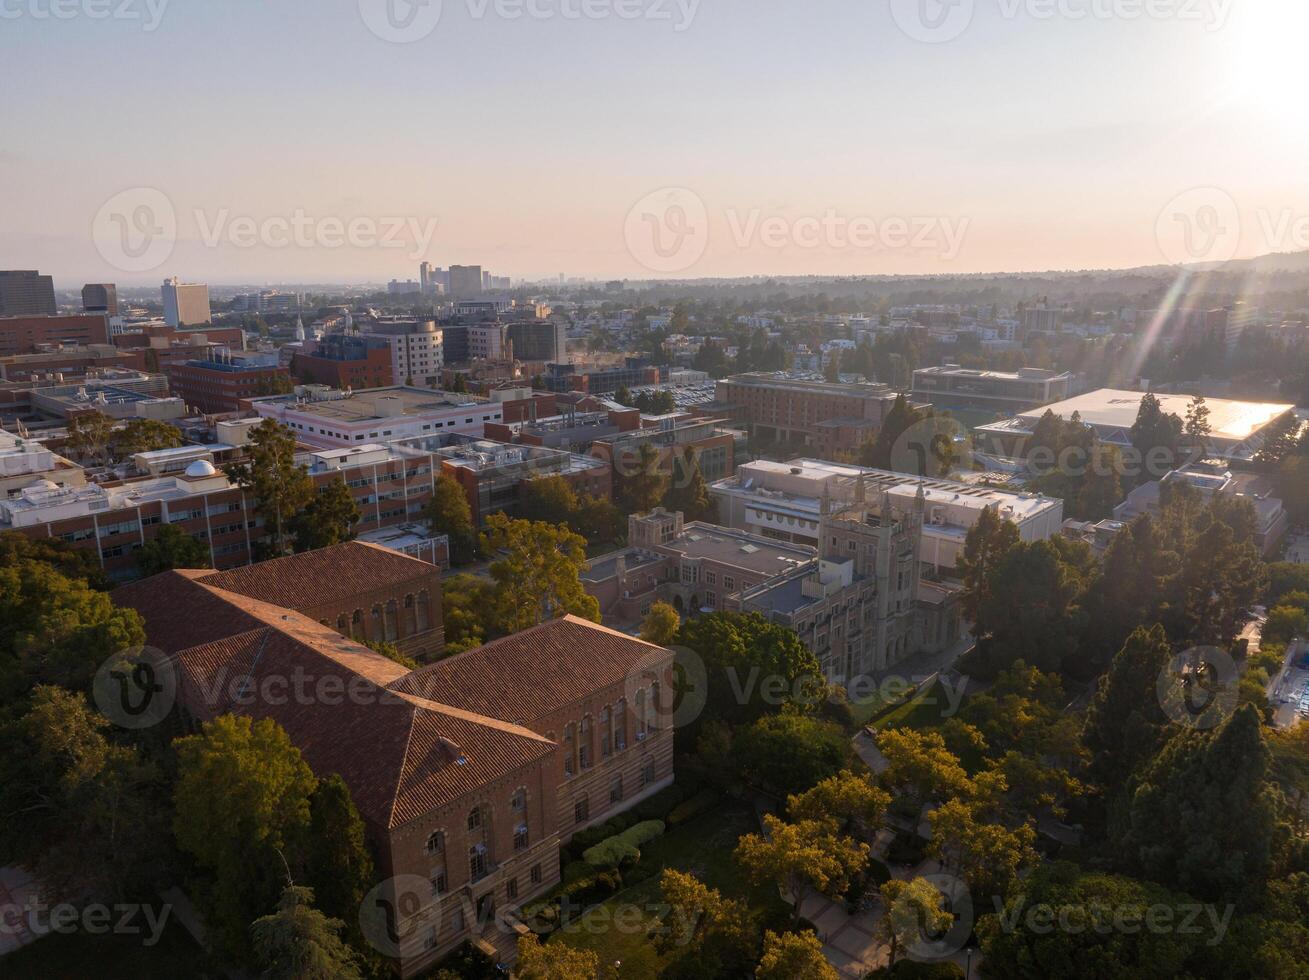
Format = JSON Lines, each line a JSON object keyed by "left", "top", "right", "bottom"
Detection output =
{"left": 2, "top": 0, "right": 1305, "bottom": 286}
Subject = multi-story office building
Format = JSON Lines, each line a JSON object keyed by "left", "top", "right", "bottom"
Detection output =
{"left": 711, "top": 458, "right": 1064, "bottom": 573}
{"left": 161, "top": 277, "right": 212, "bottom": 327}
{"left": 1022, "top": 307, "right": 1062, "bottom": 335}
{"left": 588, "top": 414, "right": 743, "bottom": 489}
{"left": 540, "top": 359, "right": 662, "bottom": 395}
{"left": 911, "top": 365, "right": 1074, "bottom": 415}
{"left": 293, "top": 334, "right": 396, "bottom": 390}
{"left": 0, "top": 313, "right": 110, "bottom": 355}
{"left": 449, "top": 265, "right": 484, "bottom": 298}
{"left": 505, "top": 320, "right": 567, "bottom": 363}
{"left": 714, "top": 372, "right": 910, "bottom": 447}
{"left": 81, "top": 283, "right": 119, "bottom": 316}
{"left": 362, "top": 318, "right": 444, "bottom": 385}
{"left": 115, "top": 558, "right": 676, "bottom": 974}
{"left": 167, "top": 349, "right": 291, "bottom": 414}
{"left": 0, "top": 270, "right": 57, "bottom": 316}
{"left": 247, "top": 385, "right": 504, "bottom": 448}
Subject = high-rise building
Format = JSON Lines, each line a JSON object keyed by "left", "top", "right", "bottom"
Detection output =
{"left": 81, "top": 283, "right": 119, "bottom": 316}
{"left": 360, "top": 317, "right": 445, "bottom": 386}
{"left": 161, "top": 277, "right": 211, "bottom": 327}
{"left": 419, "top": 261, "right": 431, "bottom": 292}
{"left": 449, "top": 265, "right": 483, "bottom": 298}
{"left": 506, "top": 320, "right": 567, "bottom": 363}
{"left": 0, "top": 271, "right": 57, "bottom": 316}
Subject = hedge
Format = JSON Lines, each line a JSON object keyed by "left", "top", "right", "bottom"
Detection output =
{"left": 583, "top": 820, "right": 667, "bottom": 867}
{"left": 666, "top": 788, "right": 720, "bottom": 827}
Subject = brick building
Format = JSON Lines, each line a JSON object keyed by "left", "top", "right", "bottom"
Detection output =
{"left": 0, "top": 314, "right": 110, "bottom": 356}
{"left": 114, "top": 560, "right": 675, "bottom": 976}
{"left": 167, "top": 351, "right": 291, "bottom": 414}
{"left": 293, "top": 334, "right": 395, "bottom": 390}
{"left": 714, "top": 372, "right": 912, "bottom": 447}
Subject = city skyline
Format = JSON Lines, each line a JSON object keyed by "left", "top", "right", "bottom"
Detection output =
{"left": 3, "top": 1, "right": 1307, "bottom": 284}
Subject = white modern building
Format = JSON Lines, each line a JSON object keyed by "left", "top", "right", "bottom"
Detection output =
{"left": 161, "top": 277, "right": 211, "bottom": 327}
{"left": 711, "top": 458, "right": 1064, "bottom": 573}
{"left": 246, "top": 385, "right": 503, "bottom": 448}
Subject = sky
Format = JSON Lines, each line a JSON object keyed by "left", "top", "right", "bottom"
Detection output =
{"left": 1, "top": 0, "right": 1306, "bottom": 286}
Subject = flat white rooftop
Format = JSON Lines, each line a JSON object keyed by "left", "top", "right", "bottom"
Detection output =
{"left": 998, "top": 389, "right": 1293, "bottom": 443}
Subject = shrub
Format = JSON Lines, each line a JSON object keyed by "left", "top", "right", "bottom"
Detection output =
{"left": 635, "top": 784, "right": 686, "bottom": 822}
{"left": 583, "top": 820, "right": 667, "bottom": 867}
{"left": 667, "top": 788, "right": 719, "bottom": 826}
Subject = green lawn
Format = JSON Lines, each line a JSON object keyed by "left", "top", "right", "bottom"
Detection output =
{"left": 868, "top": 677, "right": 985, "bottom": 772}
{"left": 0, "top": 918, "right": 215, "bottom": 980}
{"left": 549, "top": 801, "right": 786, "bottom": 979}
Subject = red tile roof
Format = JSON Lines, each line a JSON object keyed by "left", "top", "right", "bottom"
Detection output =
{"left": 387, "top": 616, "right": 670, "bottom": 729}
{"left": 194, "top": 541, "right": 436, "bottom": 611}
{"left": 113, "top": 565, "right": 663, "bottom": 830}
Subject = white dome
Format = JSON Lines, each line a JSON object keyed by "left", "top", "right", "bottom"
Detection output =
{"left": 184, "top": 459, "right": 217, "bottom": 478}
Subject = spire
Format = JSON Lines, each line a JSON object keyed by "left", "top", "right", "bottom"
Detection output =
{"left": 855, "top": 472, "right": 867, "bottom": 504}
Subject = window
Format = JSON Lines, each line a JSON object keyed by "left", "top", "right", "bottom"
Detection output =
{"left": 426, "top": 830, "right": 445, "bottom": 854}
{"left": 640, "top": 759, "right": 656, "bottom": 787}
{"left": 451, "top": 907, "right": 465, "bottom": 933}
{"left": 614, "top": 699, "right": 627, "bottom": 751}
{"left": 579, "top": 715, "right": 592, "bottom": 770}
{"left": 431, "top": 869, "right": 447, "bottom": 895}
{"left": 506, "top": 877, "right": 518, "bottom": 900}
{"left": 469, "top": 844, "right": 488, "bottom": 882}
{"left": 574, "top": 796, "right": 590, "bottom": 825}
{"left": 514, "top": 823, "right": 529, "bottom": 852}
{"left": 723, "top": 575, "right": 735, "bottom": 591}
{"left": 635, "top": 689, "right": 647, "bottom": 740}
{"left": 511, "top": 789, "right": 526, "bottom": 812}
{"left": 563, "top": 724, "right": 576, "bottom": 777}
{"left": 600, "top": 707, "right": 612, "bottom": 758}
{"left": 609, "top": 777, "right": 623, "bottom": 805}
{"left": 467, "top": 807, "right": 481, "bottom": 832}
{"left": 704, "top": 571, "right": 717, "bottom": 586}
{"left": 705, "top": 591, "right": 716, "bottom": 607}
{"left": 530, "top": 864, "right": 542, "bottom": 885}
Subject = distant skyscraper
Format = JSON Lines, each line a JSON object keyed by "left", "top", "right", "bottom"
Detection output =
{"left": 419, "top": 261, "right": 431, "bottom": 292}
{"left": 449, "top": 265, "right": 483, "bottom": 298}
{"left": 82, "top": 283, "right": 118, "bottom": 316}
{"left": 161, "top": 277, "right": 211, "bottom": 327}
{"left": 0, "top": 270, "right": 57, "bottom": 316}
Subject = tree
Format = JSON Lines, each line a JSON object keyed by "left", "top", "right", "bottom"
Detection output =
{"left": 517, "top": 474, "right": 579, "bottom": 526}
{"left": 249, "top": 885, "right": 361, "bottom": 980}
{"left": 514, "top": 933, "right": 598, "bottom": 980}
{"left": 1082, "top": 625, "right": 1175, "bottom": 789}
{"left": 1118, "top": 705, "right": 1282, "bottom": 903}
{"left": 1269, "top": 723, "right": 1309, "bottom": 838}
{"left": 423, "top": 473, "right": 478, "bottom": 565}
{"left": 787, "top": 769, "right": 891, "bottom": 843}
{"left": 756, "top": 930, "right": 837, "bottom": 980}
{"left": 291, "top": 476, "right": 360, "bottom": 552}
{"left": 641, "top": 600, "right": 681, "bottom": 646}
{"left": 224, "top": 420, "right": 314, "bottom": 558}
{"left": 664, "top": 445, "right": 716, "bottom": 522}
{"left": 956, "top": 507, "right": 1020, "bottom": 627}
{"left": 440, "top": 573, "right": 495, "bottom": 653}
{"left": 483, "top": 514, "right": 600, "bottom": 634}
{"left": 0, "top": 557, "right": 144, "bottom": 698}
{"left": 137, "top": 523, "right": 211, "bottom": 577}
{"left": 173, "top": 715, "right": 318, "bottom": 959}
{"left": 65, "top": 410, "right": 115, "bottom": 466}
{"left": 1184, "top": 394, "right": 1212, "bottom": 457}
{"left": 1129, "top": 392, "right": 1183, "bottom": 485}
{"left": 0, "top": 530, "right": 109, "bottom": 590}
{"left": 978, "top": 862, "right": 1212, "bottom": 979}
{"left": 877, "top": 878, "right": 952, "bottom": 969}
{"left": 676, "top": 612, "right": 823, "bottom": 735}
{"left": 0, "top": 686, "right": 166, "bottom": 904}
{"left": 875, "top": 728, "right": 972, "bottom": 808}
{"left": 616, "top": 441, "right": 666, "bottom": 514}
{"left": 736, "top": 814, "right": 869, "bottom": 925}
{"left": 658, "top": 870, "right": 757, "bottom": 977}
{"left": 927, "top": 797, "right": 1037, "bottom": 898}
{"left": 735, "top": 713, "right": 851, "bottom": 797}
{"left": 113, "top": 418, "right": 184, "bottom": 459}
{"left": 304, "top": 774, "right": 375, "bottom": 945}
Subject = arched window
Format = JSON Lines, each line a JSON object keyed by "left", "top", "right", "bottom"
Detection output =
{"left": 579, "top": 715, "right": 593, "bottom": 770}
{"left": 416, "top": 590, "right": 430, "bottom": 631}
{"left": 563, "top": 724, "right": 577, "bottom": 777}
{"left": 426, "top": 830, "right": 445, "bottom": 854}
{"left": 614, "top": 699, "right": 627, "bottom": 751}
{"left": 467, "top": 807, "right": 482, "bottom": 832}
{"left": 336, "top": 614, "right": 348, "bottom": 632}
